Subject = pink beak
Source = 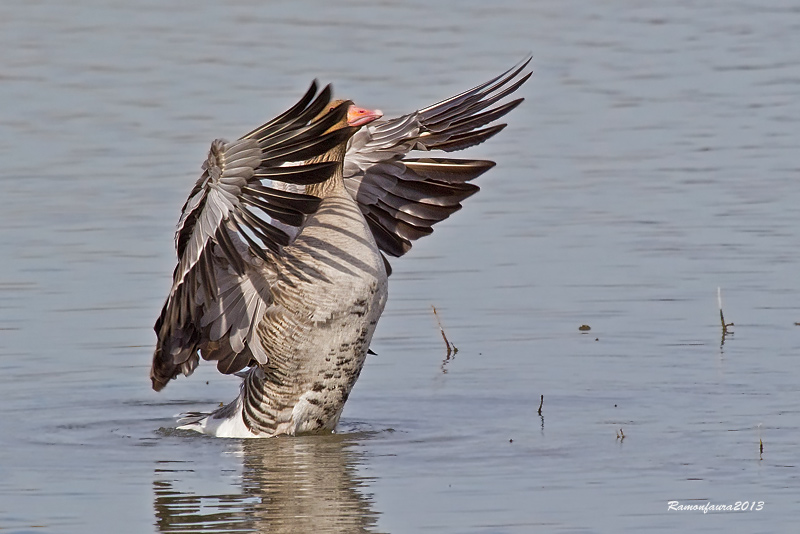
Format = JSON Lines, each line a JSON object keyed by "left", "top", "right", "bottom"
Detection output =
{"left": 347, "top": 105, "right": 383, "bottom": 127}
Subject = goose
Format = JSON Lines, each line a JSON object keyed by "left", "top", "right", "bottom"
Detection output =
{"left": 151, "top": 57, "right": 532, "bottom": 437}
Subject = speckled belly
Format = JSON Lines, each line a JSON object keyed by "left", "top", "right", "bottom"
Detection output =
{"left": 241, "top": 191, "right": 389, "bottom": 436}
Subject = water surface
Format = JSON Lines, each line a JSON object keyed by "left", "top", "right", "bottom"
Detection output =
{"left": 1, "top": 1, "right": 799, "bottom": 532}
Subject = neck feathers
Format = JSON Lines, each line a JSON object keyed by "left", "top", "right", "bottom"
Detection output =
{"left": 305, "top": 99, "right": 355, "bottom": 197}
{"left": 305, "top": 139, "right": 348, "bottom": 197}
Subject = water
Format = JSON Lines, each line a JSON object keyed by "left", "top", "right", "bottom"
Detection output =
{"left": 1, "top": 0, "right": 799, "bottom": 532}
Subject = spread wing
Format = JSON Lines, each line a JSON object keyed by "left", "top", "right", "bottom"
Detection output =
{"left": 343, "top": 56, "right": 532, "bottom": 270}
{"left": 151, "top": 83, "right": 356, "bottom": 391}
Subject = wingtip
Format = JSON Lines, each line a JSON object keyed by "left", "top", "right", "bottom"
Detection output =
{"left": 319, "top": 82, "right": 333, "bottom": 100}
{"left": 150, "top": 372, "right": 168, "bottom": 392}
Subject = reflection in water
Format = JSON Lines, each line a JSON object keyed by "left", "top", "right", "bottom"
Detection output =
{"left": 154, "top": 434, "right": 382, "bottom": 533}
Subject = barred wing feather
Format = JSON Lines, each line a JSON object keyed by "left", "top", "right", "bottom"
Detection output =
{"left": 343, "top": 56, "right": 532, "bottom": 268}
{"left": 151, "top": 84, "right": 354, "bottom": 391}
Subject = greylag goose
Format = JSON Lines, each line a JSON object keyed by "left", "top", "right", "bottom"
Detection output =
{"left": 151, "top": 58, "right": 532, "bottom": 437}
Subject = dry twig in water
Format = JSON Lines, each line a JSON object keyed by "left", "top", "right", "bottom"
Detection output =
{"left": 717, "top": 287, "right": 735, "bottom": 349}
{"left": 717, "top": 287, "right": 735, "bottom": 334}
{"left": 432, "top": 306, "right": 457, "bottom": 357}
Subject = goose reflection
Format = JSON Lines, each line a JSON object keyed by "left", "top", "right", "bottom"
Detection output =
{"left": 153, "top": 433, "right": 383, "bottom": 533}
